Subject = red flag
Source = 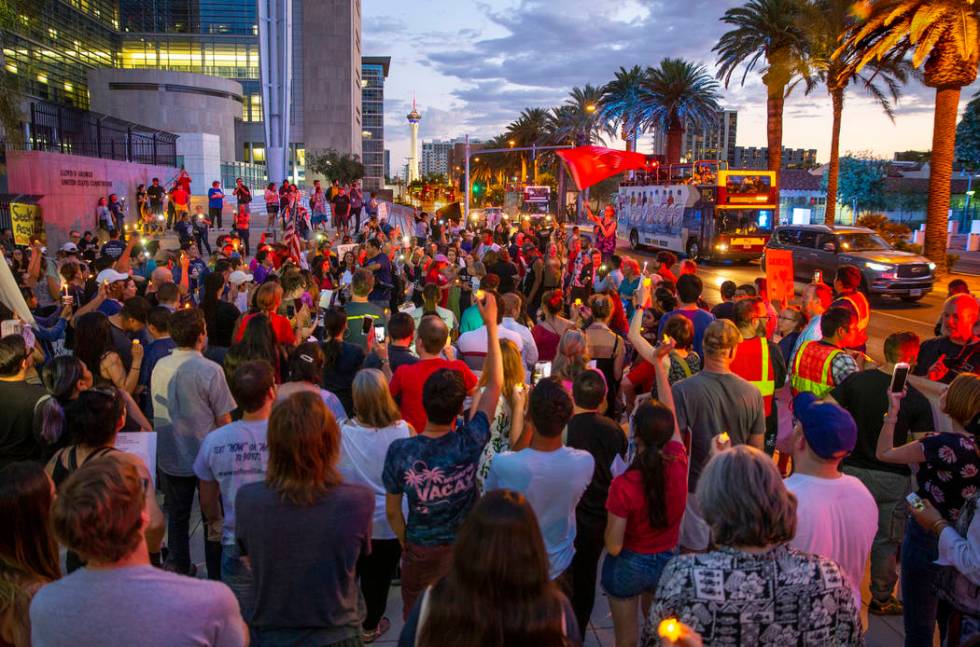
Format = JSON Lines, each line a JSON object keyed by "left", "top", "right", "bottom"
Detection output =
{"left": 556, "top": 146, "right": 653, "bottom": 191}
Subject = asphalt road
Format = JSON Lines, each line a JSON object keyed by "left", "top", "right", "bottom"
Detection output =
{"left": 620, "top": 244, "right": 945, "bottom": 364}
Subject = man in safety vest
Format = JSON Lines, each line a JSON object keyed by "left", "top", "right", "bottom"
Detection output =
{"left": 791, "top": 306, "right": 862, "bottom": 398}
{"left": 731, "top": 297, "right": 787, "bottom": 454}
{"left": 832, "top": 265, "right": 870, "bottom": 352}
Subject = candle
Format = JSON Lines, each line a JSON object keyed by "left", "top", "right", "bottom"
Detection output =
{"left": 132, "top": 338, "right": 140, "bottom": 346}
{"left": 475, "top": 289, "right": 485, "bottom": 300}
{"left": 643, "top": 277, "right": 652, "bottom": 287}
{"left": 574, "top": 298, "right": 582, "bottom": 306}
{"left": 719, "top": 432, "right": 730, "bottom": 444}
{"left": 643, "top": 260, "right": 648, "bottom": 272}
{"left": 658, "top": 619, "right": 681, "bottom": 643}
{"left": 62, "top": 284, "right": 68, "bottom": 298}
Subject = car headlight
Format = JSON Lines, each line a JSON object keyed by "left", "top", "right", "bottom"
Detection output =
{"left": 866, "top": 262, "right": 893, "bottom": 272}
{"left": 928, "top": 262, "right": 936, "bottom": 271}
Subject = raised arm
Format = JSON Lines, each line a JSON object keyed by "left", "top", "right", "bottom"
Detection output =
{"left": 476, "top": 292, "right": 503, "bottom": 421}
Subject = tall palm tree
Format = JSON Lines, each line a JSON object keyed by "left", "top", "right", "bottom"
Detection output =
{"left": 506, "top": 107, "right": 550, "bottom": 182}
{"left": 599, "top": 65, "right": 653, "bottom": 152}
{"left": 714, "top": 0, "right": 811, "bottom": 212}
{"left": 550, "top": 84, "right": 609, "bottom": 146}
{"left": 838, "top": 0, "right": 979, "bottom": 274}
{"left": 804, "top": 0, "right": 910, "bottom": 225}
{"left": 643, "top": 58, "right": 722, "bottom": 165}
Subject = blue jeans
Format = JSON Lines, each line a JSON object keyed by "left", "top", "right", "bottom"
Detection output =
{"left": 600, "top": 549, "right": 675, "bottom": 599}
{"left": 902, "top": 518, "right": 951, "bottom": 646}
{"left": 222, "top": 543, "right": 255, "bottom": 622}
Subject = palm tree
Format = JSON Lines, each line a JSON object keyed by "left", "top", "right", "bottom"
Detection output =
{"left": 644, "top": 58, "right": 722, "bottom": 165}
{"left": 838, "top": 0, "right": 979, "bottom": 274}
{"left": 804, "top": 0, "right": 909, "bottom": 225}
{"left": 550, "top": 84, "right": 609, "bottom": 146}
{"left": 714, "top": 0, "right": 811, "bottom": 211}
{"left": 506, "top": 107, "right": 550, "bottom": 182}
{"left": 599, "top": 65, "right": 653, "bottom": 152}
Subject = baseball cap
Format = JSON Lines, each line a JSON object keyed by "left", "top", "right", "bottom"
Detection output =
{"left": 95, "top": 269, "right": 129, "bottom": 284}
{"left": 60, "top": 242, "right": 79, "bottom": 254}
{"left": 229, "top": 270, "right": 253, "bottom": 286}
{"left": 793, "top": 392, "right": 858, "bottom": 460}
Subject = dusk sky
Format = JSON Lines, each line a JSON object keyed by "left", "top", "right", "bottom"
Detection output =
{"left": 363, "top": 0, "right": 980, "bottom": 176}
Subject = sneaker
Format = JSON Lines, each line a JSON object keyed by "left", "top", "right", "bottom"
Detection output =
{"left": 362, "top": 617, "right": 391, "bottom": 644}
{"left": 868, "top": 596, "right": 903, "bottom": 615}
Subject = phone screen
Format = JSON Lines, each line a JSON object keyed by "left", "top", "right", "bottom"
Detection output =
{"left": 374, "top": 324, "right": 386, "bottom": 344}
{"left": 362, "top": 316, "right": 374, "bottom": 335}
{"left": 891, "top": 363, "right": 910, "bottom": 393}
{"left": 285, "top": 303, "right": 296, "bottom": 318}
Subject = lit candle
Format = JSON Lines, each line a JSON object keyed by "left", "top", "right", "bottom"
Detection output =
{"left": 658, "top": 619, "right": 681, "bottom": 643}
{"left": 643, "top": 261, "right": 648, "bottom": 272}
{"left": 643, "top": 278, "right": 652, "bottom": 287}
{"left": 475, "top": 289, "right": 485, "bottom": 300}
{"left": 132, "top": 338, "right": 140, "bottom": 346}
{"left": 719, "top": 432, "right": 730, "bottom": 444}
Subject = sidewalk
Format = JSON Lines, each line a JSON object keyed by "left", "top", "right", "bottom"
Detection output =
{"left": 954, "top": 249, "right": 980, "bottom": 278}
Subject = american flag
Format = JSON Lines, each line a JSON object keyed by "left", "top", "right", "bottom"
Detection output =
{"left": 282, "top": 199, "right": 302, "bottom": 263}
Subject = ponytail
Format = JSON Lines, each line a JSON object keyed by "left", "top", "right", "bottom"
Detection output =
{"left": 630, "top": 400, "right": 676, "bottom": 530}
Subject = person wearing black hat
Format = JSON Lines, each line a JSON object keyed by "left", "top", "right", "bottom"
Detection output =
{"left": 785, "top": 392, "right": 876, "bottom": 608}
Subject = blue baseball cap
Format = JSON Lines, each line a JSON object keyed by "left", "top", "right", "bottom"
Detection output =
{"left": 793, "top": 392, "right": 858, "bottom": 460}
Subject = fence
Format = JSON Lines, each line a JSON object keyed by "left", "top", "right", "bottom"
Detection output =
{"left": 221, "top": 161, "right": 267, "bottom": 191}
{"left": 26, "top": 101, "right": 178, "bottom": 167}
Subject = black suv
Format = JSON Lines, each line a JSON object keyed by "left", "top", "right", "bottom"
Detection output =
{"left": 763, "top": 224, "right": 935, "bottom": 301}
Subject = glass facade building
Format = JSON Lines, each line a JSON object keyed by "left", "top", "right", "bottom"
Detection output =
{"left": 361, "top": 56, "right": 388, "bottom": 192}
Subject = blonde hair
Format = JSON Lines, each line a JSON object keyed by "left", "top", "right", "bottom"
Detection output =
{"left": 553, "top": 329, "right": 590, "bottom": 383}
{"left": 944, "top": 373, "right": 980, "bottom": 427}
{"left": 255, "top": 282, "right": 283, "bottom": 313}
{"left": 697, "top": 445, "right": 797, "bottom": 548}
{"left": 267, "top": 392, "right": 341, "bottom": 505}
{"left": 478, "top": 339, "right": 524, "bottom": 401}
{"left": 701, "top": 319, "right": 743, "bottom": 357}
{"left": 352, "top": 369, "right": 401, "bottom": 429}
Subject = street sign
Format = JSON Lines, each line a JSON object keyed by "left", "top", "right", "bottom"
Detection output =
{"left": 765, "top": 248, "right": 794, "bottom": 309}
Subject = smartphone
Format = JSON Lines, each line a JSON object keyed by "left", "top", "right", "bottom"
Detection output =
{"left": 318, "top": 289, "right": 334, "bottom": 310}
{"left": 533, "top": 361, "right": 552, "bottom": 383}
{"left": 906, "top": 492, "right": 925, "bottom": 512}
{"left": 374, "top": 324, "right": 386, "bottom": 344}
{"left": 891, "top": 362, "right": 910, "bottom": 393}
{"left": 285, "top": 303, "right": 296, "bottom": 318}
{"left": 362, "top": 316, "right": 374, "bottom": 335}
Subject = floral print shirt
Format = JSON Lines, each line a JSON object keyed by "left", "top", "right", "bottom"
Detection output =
{"left": 916, "top": 432, "right": 980, "bottom": 523}
{"left": 645, "top": 544, "right": 862, "bottom": 646}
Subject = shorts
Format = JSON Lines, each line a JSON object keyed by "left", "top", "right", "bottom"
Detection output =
{"left": 600, "top": 549, "right": 675, "bottom": 599}
{"left": 312, "top": 212, "right": 327, "bottom": 225}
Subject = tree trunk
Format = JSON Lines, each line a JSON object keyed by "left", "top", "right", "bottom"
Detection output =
{"left": 924, "top": 86, "right": 961, "bottom": 275}
{"left": 666, "top": 119, "right": 684, "bottom": 165}
{"left": 824, "top": 88, "right": 844, "bottom": 226}
{"left": 766, "top": 89, "right": 785, "bottom": 223}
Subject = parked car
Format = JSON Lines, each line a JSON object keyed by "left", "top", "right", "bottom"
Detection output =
{"left": 763, "top": 224, "right": 935, "bottom": 301}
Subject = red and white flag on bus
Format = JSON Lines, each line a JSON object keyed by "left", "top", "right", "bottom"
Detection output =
{"left": 556, "top": 146, "right": 654, "bottom": 191}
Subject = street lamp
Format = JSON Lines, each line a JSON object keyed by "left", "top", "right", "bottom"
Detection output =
{"left": 508, "top": 139, "right": 516, "bottom": 147}
{"left": 585, "top": 104, "right": 597, "bottom": 113}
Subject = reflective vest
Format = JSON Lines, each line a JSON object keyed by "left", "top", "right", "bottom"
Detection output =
{"left": 730, "top": 336, "right": 775, "bottom": 416}
{"left": 790, "top": 340, "right": 843, "bottom": 398}
{"left": 840, "top": 292, "right": 870, "bottom": 343}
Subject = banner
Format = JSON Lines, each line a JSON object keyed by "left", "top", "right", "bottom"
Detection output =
{"left": 764, "top": 248, "right": 795, "bottom": 309}
{"left": 10, "top": 203, "right": 45, "bottom": 246}
{"left": 556, "top": 146, "right": 652, "bottom": 191}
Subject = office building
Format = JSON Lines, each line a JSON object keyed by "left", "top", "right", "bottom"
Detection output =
{"left": 732, "top": 146, "right": 819, "bottom": 170}
{"left": 3, "top": 0, "right": 364, "bottom": 180}
{"left": 384, "top": 148, "right": 391, "bottom": 182}
{"left": 653, "top": 109, "right": 737, "bottom": 167}
{"left": 361, "top": 56, "right": 389, "bottom": 192}
{"left": 421, "top": 139, "right": 452, "bottom": 177}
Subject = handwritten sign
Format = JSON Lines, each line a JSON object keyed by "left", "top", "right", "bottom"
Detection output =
{"left": 115, "top": 432, "right": 158, "bottom": 485}
{"left": 765, "top": 248, "right": 795, "bottom": 309}
{"left": 10, "top": 203, "right": 44, "bottom": 245}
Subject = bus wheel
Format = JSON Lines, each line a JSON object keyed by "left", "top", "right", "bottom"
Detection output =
{"left": 629, "top": 229, "right": 640, "bottom": 250}
{"left": 685, "top": 238, "right": 700, "bottom": 261}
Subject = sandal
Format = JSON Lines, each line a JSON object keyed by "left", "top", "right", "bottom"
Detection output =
{"left": 362, "top": 617, "right": 391, "bottom": 644}
{"left": 868, "top": 596, "right": 903, "bottom": 615}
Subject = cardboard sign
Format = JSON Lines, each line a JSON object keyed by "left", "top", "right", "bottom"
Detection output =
{"left": 115, "top": 432, "right": 158, "bottom": 485}
{"left": 10, "top": 203, "right": 44, "bottom": 245}
{"left": 336, "top": 243, "right": 358, "bottom": 258}
{"left": 765, "top": 248, "right": 795, "bottom": 308}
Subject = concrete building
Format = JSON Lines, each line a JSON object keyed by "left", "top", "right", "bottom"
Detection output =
{"left": 733, "top": 146, "right": 819, "bottom": 170}
{"left": 361, "top": 56, "right": 390, "bottom": 192}
{"left": 653, "top": 109, "right": 737, "bottom": 167}
{"left": 421, "top": 139, "right": 453, "bottom": 177}
{"left": 384, "top": 149, "right": 391, "bottom": 182}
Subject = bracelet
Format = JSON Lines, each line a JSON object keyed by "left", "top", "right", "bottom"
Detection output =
{"left": 932, "top": 520, "right": 949, "bottom": 535}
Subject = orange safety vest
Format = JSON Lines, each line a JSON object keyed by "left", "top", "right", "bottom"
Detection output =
{"left": 730, "top": 336, "right": 775, "bottom": 416}
{"left": 790, "top": 340, "right": 843, "bottom": 398}
{"left": 840, "top": 292, "right": 870, "bottom": 341}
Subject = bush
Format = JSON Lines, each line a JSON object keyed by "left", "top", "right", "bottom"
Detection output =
{"left": 857, "top": 214, "right": 912, "bottom": 247}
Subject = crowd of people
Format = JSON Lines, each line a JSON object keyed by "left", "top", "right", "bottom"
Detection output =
{"left": 0, "top": 176, "right": 978, "bottom": 647}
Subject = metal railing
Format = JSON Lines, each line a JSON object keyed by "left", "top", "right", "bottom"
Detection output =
{"left": 26, "top": 101, "right": 179, "bottom": 166}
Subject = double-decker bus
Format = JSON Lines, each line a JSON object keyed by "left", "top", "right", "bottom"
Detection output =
{"left": 615, "top": 163, "right": 777, "bottom": 262}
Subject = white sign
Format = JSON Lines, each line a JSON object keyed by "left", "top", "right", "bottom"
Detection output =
{"left": 115, "top": 432, "right": 158, "bottom": 485}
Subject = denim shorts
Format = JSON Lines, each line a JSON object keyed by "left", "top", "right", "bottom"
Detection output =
{"left": 600, "top": 548, "right": 675, "bottom": 599}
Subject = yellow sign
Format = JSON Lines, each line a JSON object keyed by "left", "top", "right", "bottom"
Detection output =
{"left": 10, "top": 203, "right": 44, "bottom": 246}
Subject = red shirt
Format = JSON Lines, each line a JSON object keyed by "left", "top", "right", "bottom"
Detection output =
{"left": 389, "top": 358, "right": 477, "bottom": 434}
{"left": 235, "top": 312, "right": 295, "bottom": 347}
{"left": 173, "top": 187, "right": 189, "bottom": 206}
{"left": 658, "top": 266, "right": 677, "bottom": 284}
{"left": 625, "top": 359, "right": 656, "bottom": 392}
{"left": 606, "top": 440, "right": 688, "bottom": 554}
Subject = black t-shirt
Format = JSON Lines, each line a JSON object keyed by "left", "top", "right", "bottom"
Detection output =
{"left": 0, "top": 380, "right": 47, "bottom": 469}
{"left": 913, "top": 336, "right": 980, "bottom": 384}
{"left": 565, "top": 412, "right": 627, "bottom": 521}
{"left": 489, "top": 260, "right": 519, "bottom": 294}
{"left": 101, "top": 240, "right": 126, "bottom": 260}
{"left": 834, "top": 369, "right": 933, "bottom": 476}
{"left": 146, "top": 185, "right": 164, "bottom": 206}
{"left": 322, "top": 341, "right": 365, "bottom": 416}
{"left": 333, "top": 194, "right": 351, "bottom": 217}
{"left": 205, "top": 301, "right": 241, "bottom": 348}
{"left": 711, "top": 301, "right": 736, "bottom": 322}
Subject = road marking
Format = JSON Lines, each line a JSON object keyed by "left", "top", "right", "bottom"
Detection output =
{"left": 872, "top": 310, "right": 935, "bottom": 327}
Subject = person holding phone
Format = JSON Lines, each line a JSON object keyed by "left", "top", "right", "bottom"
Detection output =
{"left": 343, "top": 269, "right": 386, "bottom": 351}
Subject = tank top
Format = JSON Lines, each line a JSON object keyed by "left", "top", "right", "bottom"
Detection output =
{"left": 51, "top": 445, "right": 119, "bottom": 488}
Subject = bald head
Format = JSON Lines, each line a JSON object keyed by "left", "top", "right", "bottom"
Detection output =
{"left": 943, "top": 293, "right": 980, "bottom": 342}
{"left": 151, "top": 266, "right": 173, "bottom": 287}
{"left": 417, "top": 315, "right": 449, "bottom": 355}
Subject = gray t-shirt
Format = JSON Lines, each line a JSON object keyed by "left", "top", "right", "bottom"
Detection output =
{"left": 193, "top": 419, "right": 269, "bottom": 545}
{"left": 672, "top": 370, "right": 765, "bottom": 491}
{"left": 29, "top": 565, "right": 245, "bottom": 647}
{"left": 151, "top": 349, "right": 237, "bottom": 477}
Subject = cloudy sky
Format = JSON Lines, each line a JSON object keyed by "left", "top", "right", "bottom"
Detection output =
{"left": 362, "top": 0, "right": 979, "bottom": 176}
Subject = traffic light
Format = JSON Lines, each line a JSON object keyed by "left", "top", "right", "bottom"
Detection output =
{"left": 472, "top": 182, "right": 482, "bottom": 195}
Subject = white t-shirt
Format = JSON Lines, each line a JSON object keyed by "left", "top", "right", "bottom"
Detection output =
{"left": 485, "top": 447, "right": 595, "bottom": 579}
{"left": 785, "top": 472, "right": 878, "bottom": 604}
{"left": 456, "top": 325, "right": 525, "bottom": 378}
{"left": 192, "top": 419, "right": 270, "bottom": 545}
{"left": 338, "top": 419, "right": 411, "bottom": 539}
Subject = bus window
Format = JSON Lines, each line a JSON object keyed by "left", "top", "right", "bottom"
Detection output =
{"left": 716, "top": 209, "right": 771, "bottom": 235}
